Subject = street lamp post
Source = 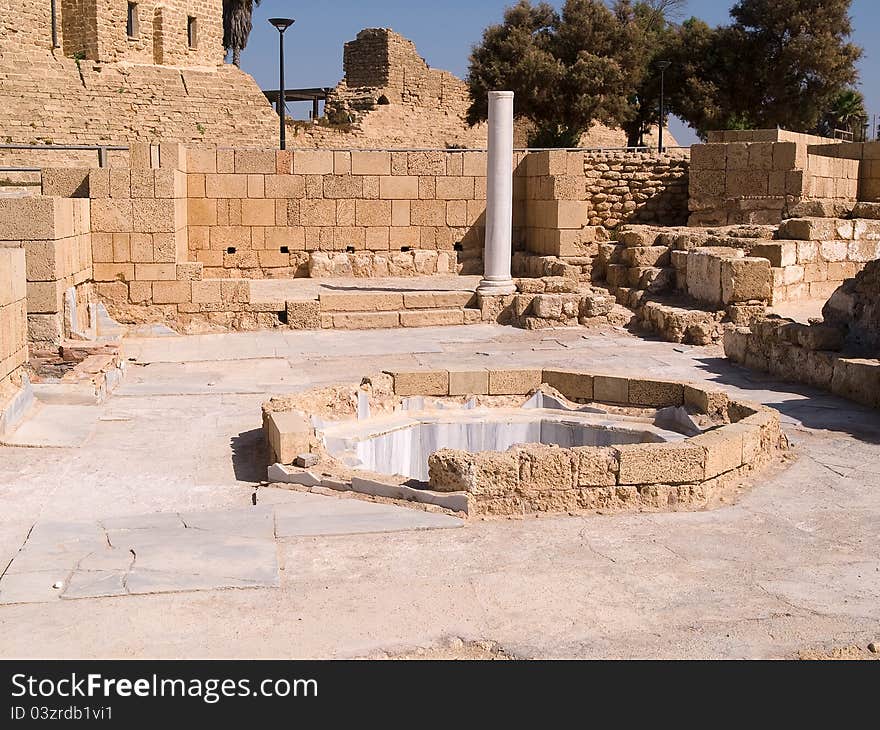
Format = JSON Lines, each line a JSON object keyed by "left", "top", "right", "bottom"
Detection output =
{"left": 269, "top": 18, "right": 296, "bottom": 151}
{"left": 657, "top": 60, "right": 671, "bottom": 153}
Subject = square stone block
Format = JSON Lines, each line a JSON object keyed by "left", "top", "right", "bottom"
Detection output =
{"left": 593, "top": 375, "right": 628, "bottom": 404}
{"left": 389, "top": 370, "right": 449, "bottom": 396}
{"left": 488, "top": 369, "right": 542, "bottom": 395}
{"left": 541, "top": 369, "right": 594, "bottom": 400}
{"left": 448, "top": 369, "right": 489, "bottom": 396}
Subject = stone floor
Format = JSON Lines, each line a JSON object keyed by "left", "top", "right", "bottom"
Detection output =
{"left": 0, "top": 322, "right": 877, "bottom": 658}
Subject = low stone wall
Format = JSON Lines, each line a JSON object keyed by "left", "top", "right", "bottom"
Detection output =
{"left": 412, "top": 370, "right": 783, "bottom": 516}
{"left": 769, "top": 216, "right": 879, "bottom": 303}
{"left": 725, "top": 320, "right": 880, "bottom": 409}
{"left": 0, "top": 196, "right": 94, "bottom": 346}
{"left": 261, "top": 368, "right": 784, "bottom": 518}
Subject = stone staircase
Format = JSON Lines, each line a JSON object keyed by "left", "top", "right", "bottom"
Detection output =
{"left": 317, "top": 289, "right": 481, "bottom": 330}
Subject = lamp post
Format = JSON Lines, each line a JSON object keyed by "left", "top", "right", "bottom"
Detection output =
{"left": 269, "top": 17, "right": 296, "bottom": 150}
{"left": 657, "top": 60, "right": 671, "bottom": 153}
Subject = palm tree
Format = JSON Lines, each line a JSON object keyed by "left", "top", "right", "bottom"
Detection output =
{"left": 223, "top": 0, "right": 262, "bottom": 67}
{"left": 817, "top": 88, "right": 867, "bottom": 139}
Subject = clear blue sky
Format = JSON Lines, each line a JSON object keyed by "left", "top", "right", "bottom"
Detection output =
{"left": 240, "top": 0, "right": 879, "bottom": 145}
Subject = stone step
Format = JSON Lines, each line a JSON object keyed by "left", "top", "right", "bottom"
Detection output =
{"left": 326, "top": 308, "right": 482, "bottom": 330}
{"left": 318, "top": 290, "right": 476, "bottom": 313}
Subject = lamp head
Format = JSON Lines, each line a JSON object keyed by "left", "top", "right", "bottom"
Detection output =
{"left": 657, "top": 60, "right": 672, "bottom": 71}
{"left": 269, "top": 18, "right": 296, "bottom": 33}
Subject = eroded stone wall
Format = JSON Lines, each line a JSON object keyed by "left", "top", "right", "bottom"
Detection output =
{"left": 689, "top": 130, "right": 861, "bottom": 226}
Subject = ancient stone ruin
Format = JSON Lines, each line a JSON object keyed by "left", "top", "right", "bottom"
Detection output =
{"left": 262, "top": 368, "right": 786, "bottom": 517}
{"left": 0, "top": 6, "right": 878, "bottom": 525}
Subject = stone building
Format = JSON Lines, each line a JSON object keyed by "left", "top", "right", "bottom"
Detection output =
{"left": 0, "top": 0, "right": 277, "bottom": 147}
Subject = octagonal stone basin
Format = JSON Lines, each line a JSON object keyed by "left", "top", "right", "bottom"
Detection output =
{"left": 319, "top": 407, "right": 686, "bottom": 482}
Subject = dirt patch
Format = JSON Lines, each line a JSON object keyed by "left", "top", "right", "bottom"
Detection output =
{"left": 369, "top": 638, "right": 514, "bottom": 660}
{"left": 798, "top": 644, "right": 879, "bottom": 661}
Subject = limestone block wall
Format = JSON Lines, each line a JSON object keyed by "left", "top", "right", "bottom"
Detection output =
{"left": 768, "top": 217, "right": 880, "bottom": 303}
{"left": 86, "top": 148, "right": 196, "bottom": 310}
{"left": 185, "top": 147, "right": 497, "bottom": 278}
{"left": 725, "top": 320, "right": 880, "bottom": 409}
{"left": 523, "top": 150, "right": 689, "bottom": 257}
{"left": 0, "top": 245, "right": 28, "bottom": 404}
{"left": 689, "top": 130, "right": 863, "bottom": 226}
{"left": 0, "top": 196, "right": 93, "bottom": 346}
{"left": 805, "top": 141, "right": 880, "bottom": 203}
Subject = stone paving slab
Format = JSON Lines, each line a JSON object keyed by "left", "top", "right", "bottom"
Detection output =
{"left": 0, "top": 497, "right": 462, "bottom": 604}
{"left": 0, "top": 404, "right": 99, "bottom": 448}
{"left": 273, "top": 496, "right": 464, "bottom": 538}
{"left": 0, "top": 507, "right": 280, "bottom": 605}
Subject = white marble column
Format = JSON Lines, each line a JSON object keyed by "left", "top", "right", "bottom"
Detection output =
{"left": 478, "top": 90, "right": 516, "bottom": 296}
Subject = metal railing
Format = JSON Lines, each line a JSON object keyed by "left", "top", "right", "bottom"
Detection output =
{"left": 0, "top": 143, "right": 129, "bottom": 170}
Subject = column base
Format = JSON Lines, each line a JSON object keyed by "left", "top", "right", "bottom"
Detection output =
{"left": 476, "top": 278, "right": 517, "bottom": 296}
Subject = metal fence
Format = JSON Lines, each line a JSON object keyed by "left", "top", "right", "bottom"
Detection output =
{"left": 0, "top": 143, "right": 129, "bottom": 172}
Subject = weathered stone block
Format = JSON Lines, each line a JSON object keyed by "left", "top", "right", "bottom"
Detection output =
{"left": 292, "top": 151, "right": 333, "bottom": 175}
{"left": 351, "top": 152, "right": 392, "bottom": 176}
{"left": 266, "top": 411, "right": 313, "bottom": 465}
{"left": 617, "top": 442, "right": 705, "bottom": 485}
{"left": 448, "top": 369, "right": 489, "bottom": 396}
{"left": 721, "top": 257, "right": 771, "bottom": 304}
{"left": 151, "top": 281, "right": 192, "bottom": 305}
{"left": 286, "top": 300, "right": 321, "bottom": 330}
{"left": 389, "top": 369, "right": 449, "bottom": 396}
{"left": 750, "top": 241, "right": 796, "bottom": 268}
{"left": 683, "top": 384, "right": 730, "bottom": 417}
{"left": 628, "top": 379, "right": 684, "bottom": 407}
{"left": 488, "top": 368, "right": 542, "bottom": 395}
{"left": 593, "top": 375, "right": 628, "bottom": 403}
{"left": 541, "top": 369, "right": 594, "bottom": 400}
{"left": 518, "top": 446, "right": 576, "bottom": 491}
{"left": 622, "top": 246, "right": 670, "bottom": 268}
{"left": 689, "top": 428, "right": 743, "bottom": 479}
{"left": 573, "top": 447, "right": 619, "bottom": 487}
{"left": 831, "top": 358, "right": 880, "bottom": 408}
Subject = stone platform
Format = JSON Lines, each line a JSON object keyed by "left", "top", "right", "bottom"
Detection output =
{"left": 248, "top": 275, "right": 483, "bottom": 331}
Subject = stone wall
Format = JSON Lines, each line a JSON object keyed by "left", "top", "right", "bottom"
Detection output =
{"left": 0, "top": 196, "right": 93, "bottom": 346}
{"left": 523, "top": 150, "right": 689, "bottom": 257}
{"left": 409, "top": 368, "right": 784, "bottom": 517}
{"left": 806, "top": 141, "right": 880, "bottom": 203}
{"left": 57, "top": 0, "right": 224, "bottom": 66}
{"left": 185, "top": 147, "right": 496, "bottom": 278}
{"left": 689, "top": 130, "right": 864, "bottom": 226}
{"left": 0, "top": 0, "right": 277, "bottom": 148}
{"left": 0, "top": 244, "right": 27, "bottom": 403}
{"left": 725, "top": 319, "right": 880, "bottom": 409}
